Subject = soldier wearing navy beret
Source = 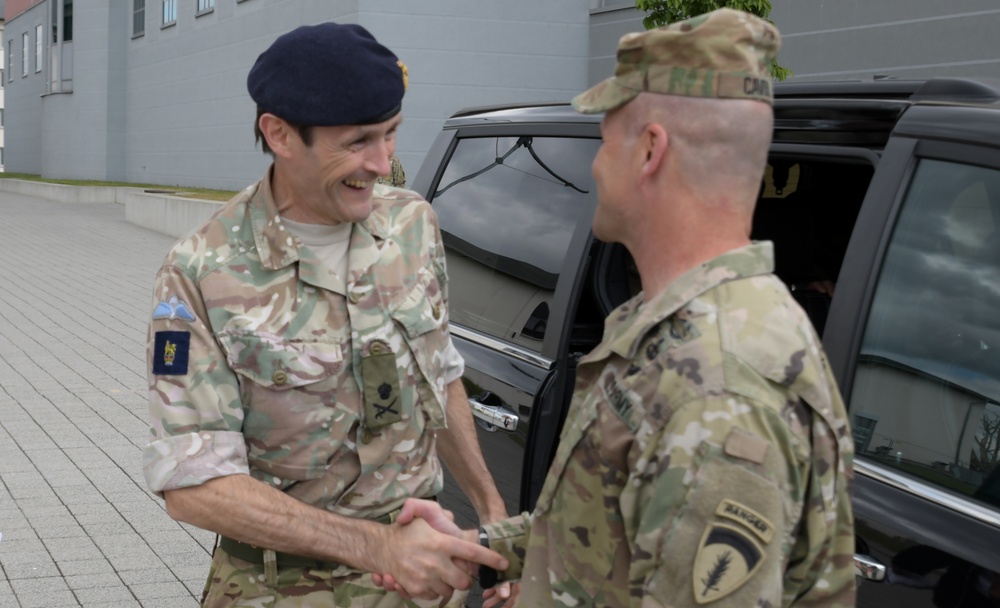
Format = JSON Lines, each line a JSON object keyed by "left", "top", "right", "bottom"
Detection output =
{"left": 143, "top": 22, "right": 509, "bottom": 607}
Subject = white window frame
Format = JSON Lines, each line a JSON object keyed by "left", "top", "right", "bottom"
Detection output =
{"left": 35, "top": 24, "right": 43, "bottom": 72}
{"left": 196, "top": 0, "right": 215, "bottom": 14}
{"left": 6, "top": 42, "right": 12, "bottom": 82}
{"left": 162, "top": 0, "right": 177, "bottom": 26}
{"left": 21, "top": 33, "right": 29, "bottom": 77}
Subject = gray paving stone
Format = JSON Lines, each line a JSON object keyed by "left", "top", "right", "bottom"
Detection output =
{"left": 65, "top": 572, "right": 126, "bottom": 590}
{"left": 57, "top": 558, "right": 116, "bottom": 577}
{"left": 75, "top": 585, "right": 139, "bottom": 603}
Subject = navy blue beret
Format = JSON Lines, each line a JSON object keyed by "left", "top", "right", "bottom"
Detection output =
{"left": 247, "top": 22, "right": 405, "bottom": 127}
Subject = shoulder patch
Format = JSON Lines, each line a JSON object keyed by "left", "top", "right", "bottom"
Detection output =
{"left": 152, "top": 295, "right": 197, "bottom": 323}
{"left": 715, "top": 499, "right": 774, "bottom": 544}
{"left": 153, "top": 331, "right": 190, "bottom": 375}
{"left": 693, "top": 523, "right": 764, "bottom": 604}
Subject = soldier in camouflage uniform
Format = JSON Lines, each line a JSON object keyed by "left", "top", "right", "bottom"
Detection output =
{"left": 385, "top": 9, "right": 856, "bottom": 608}
{"left": 376, "top": 155, "right": 407, "bottom": 188}
{"left": 143, "top": 22, "right": 508, "bottom": 607}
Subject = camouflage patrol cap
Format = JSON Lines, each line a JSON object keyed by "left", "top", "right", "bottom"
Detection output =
{"left": 573, "top": 8, "right": 780, "bottom": 113}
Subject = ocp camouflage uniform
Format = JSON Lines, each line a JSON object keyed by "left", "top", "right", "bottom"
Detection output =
{"left": 376, "top": 156, "right": 406, "bottom": 188}
{"left": 482, "top": 243, "right": 855, "bottom": 607}
{"left": 143, "top": 167, "right": 463, "bottom": 607}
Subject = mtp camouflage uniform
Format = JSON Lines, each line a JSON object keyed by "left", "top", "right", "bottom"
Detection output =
{"left": 482, "top": 244, "right": 855, "bottom": 607}
{"left": 144, "top": 168, "right": 463, "bottom": 607}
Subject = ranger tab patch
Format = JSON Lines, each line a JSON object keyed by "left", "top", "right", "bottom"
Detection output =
{"left": 153, "top": 331, "right": 190, "bottom": 375}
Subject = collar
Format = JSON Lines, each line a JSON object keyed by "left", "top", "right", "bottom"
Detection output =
{"left": 593, "top": 242, "right": 776, "bottom": 362}
{"left": 249, "top": 165, "right": 392, "bottom": 270}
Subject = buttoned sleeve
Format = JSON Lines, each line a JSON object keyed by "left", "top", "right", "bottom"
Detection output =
{"left": 143, "top": 264, "right": 249, "bottom": 497}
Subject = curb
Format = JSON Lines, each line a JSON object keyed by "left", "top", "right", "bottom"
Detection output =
{"left": 0, "top": 179, "right": 223, "bottom": 239}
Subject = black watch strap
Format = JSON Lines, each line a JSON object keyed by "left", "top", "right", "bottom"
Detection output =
{"left": 478, "top": 526, "right": 499, "bottom": 589}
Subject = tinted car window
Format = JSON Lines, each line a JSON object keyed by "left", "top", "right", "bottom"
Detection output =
{"left": 431, "top": 136, "right": 600, "bottom": 351}
{"left": 851, "top": 159, "right": 1000, "bottom": 508}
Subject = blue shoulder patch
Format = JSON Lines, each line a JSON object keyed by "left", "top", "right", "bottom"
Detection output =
{"left": 153, "top": 331, "right": 190, "bottom": 375}
{"left": 152, "top": 295, "right": 197, "bottom": 322}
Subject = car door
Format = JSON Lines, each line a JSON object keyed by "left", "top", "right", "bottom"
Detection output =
{"left": 824, "top": 110, "right": 1000, "bottom": 606}
{"left": 413, "top": 124, "right": 602, "bottom": 524}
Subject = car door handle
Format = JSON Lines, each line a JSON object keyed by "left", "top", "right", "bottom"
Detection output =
{"left": 469, "top": 397, "right": 519, "bottom": 433}
{"left": 854, "top": 554, "right": 887, "bottom": 582}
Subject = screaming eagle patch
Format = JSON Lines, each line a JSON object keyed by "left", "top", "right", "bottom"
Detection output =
{"left": 693, "top": 523, "right": 764, "bottom": 604}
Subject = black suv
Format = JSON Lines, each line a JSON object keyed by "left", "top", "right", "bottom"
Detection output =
{"left": 414, "top": 78, "right": 1000, "bottom": 607}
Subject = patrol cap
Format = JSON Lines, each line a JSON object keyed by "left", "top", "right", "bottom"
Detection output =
{"left": 247, "top": 22, "right": 407, "bottom": 127}
{"left": 573, "top": 8, "right": 780, "bottom": 113}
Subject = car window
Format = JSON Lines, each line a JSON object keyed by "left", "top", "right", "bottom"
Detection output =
{"left": 850, "top": 158, "right": 1000, "bottom": 509}
{"left": 431, "top": 136, "right": 600, "bottom": 351}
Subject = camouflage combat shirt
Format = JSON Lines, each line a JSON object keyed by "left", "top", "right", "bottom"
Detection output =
{"left": 143, "top": 168, "right": 456, "bottom": 524}
{"left": 482, "top": 243, "right": 855, "bottom": 607}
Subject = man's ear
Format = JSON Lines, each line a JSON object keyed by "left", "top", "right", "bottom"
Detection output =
{"left": 258, "top": 113, "right": 295, "bottom": 159}
{"left": 638, "top": 122, "right": 668, "bottom": 181}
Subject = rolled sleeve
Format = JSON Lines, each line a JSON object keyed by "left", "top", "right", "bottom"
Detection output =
{"left": 441, "top": 337, "right": 465, "bottom": 386}
{"left": 145, "top": 265, "right": 248, "bottom": 497}
{"left": 481, "top": 512, "right": 531, "bottom": 582}
{"left": 143, "top": 430, "right": 250, "bottom": 495}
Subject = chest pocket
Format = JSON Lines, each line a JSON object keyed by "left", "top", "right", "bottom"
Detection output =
{"left": 388, "top": 271, "right": 448, "bottom": 428}
{"left": 218, "top": 330, "right": 346, "bottom": 480}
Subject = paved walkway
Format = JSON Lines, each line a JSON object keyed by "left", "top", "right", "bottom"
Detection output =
{"left": 0, "top": 192, "right": 212, "bottom": 607}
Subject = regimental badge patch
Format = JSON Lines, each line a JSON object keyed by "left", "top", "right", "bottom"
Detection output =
{"left": 153, "top": 331, "right": 190, "bottom": 375}
{"left": 152, "top": 295, "right": 197, "bottom": 323}
{"left": 693, "top": 523, "right": 764, "bottom": 604}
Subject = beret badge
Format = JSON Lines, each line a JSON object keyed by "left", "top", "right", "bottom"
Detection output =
{"left": 398, "top": 60, "right": 409, "bottom": 91}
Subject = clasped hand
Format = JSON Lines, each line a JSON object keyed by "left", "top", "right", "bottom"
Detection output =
{"left": 376, "top": 498, "right": 518, "bottom": 606}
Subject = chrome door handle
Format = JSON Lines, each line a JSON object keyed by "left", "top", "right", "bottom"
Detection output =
{"left": 469, "top": 397, "right": 519, "bottom": 433}
{"left": 854, "top": 554, "right": 887, "bottom": 582}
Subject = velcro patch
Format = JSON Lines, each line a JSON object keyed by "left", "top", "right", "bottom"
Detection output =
{"left": 601, "top": 373, "right": 638, "bottom": 432}
{"left": 153, "top": 331, "right": 190, "bottom": 375}
{"left": 723, "top": 428, "right": 769, "bottom": 464}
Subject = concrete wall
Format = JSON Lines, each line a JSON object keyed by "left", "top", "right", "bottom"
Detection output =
{"left": 588, "top": 2, "right": 643, "bottom": 86}
{"left": 4, "top": 1, "right": 44, "bottom": 174}
{"left": 40, "top": 1, "right": 130, "bottom": 181}
{"left": 6, "top": 0, "right": 591, "bottom": 191}
{"left": 771, "top": 0, "right": 1000, "bottom": 82}
{"left": 359, "top": 0, "right": 591, "bottom": 184}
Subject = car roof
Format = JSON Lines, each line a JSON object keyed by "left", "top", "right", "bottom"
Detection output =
{"left": 443, "top": 78, "right": 1000, "bottom": 148}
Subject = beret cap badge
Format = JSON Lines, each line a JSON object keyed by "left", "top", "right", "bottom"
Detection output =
{"left": 398, "top": 60, "right": 409, "bottom": 91}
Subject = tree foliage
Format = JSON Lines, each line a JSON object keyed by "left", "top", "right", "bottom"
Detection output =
{"left": 634, "top": 0, "right": 791, "bottom": 81}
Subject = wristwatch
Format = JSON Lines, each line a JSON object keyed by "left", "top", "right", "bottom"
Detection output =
{"left": 478, "top": 526, "right": 499, "bottom": 589}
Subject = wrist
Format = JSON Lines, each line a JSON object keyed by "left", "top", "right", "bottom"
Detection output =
{"left": 478, "top": 526, "right": 499, "bottom": 588}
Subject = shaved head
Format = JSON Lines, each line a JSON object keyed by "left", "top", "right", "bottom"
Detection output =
{"left": 620, "top": 93, "right": 773, "bottom": 211}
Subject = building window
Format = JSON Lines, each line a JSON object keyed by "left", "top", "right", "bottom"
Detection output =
{"left": 1, "top": 109, "right": 5, "bottom": 126}
{"left": 133, "top": 0, "right": 146, "bottom": 36}
{"left": 63, "top": 0, "right": 73, "bottom": 42}
{"left": 35, "top": 24, "right": 43, "bottom": 72}
{"left": 7, "top": 42, "right": 12, "bottom": 82}
{"left": 21, "top": 33, "right": 28, "bottom": 77}
{"left": 197, "top": 0, "right": 215, "bottom": 13}
{"left": 162, "top": 0, "right": 177, "bottom": 25}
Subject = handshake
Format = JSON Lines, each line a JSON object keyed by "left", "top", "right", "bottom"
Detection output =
{"left": 373, "top": 498, "right": 517, "bottom": 607}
